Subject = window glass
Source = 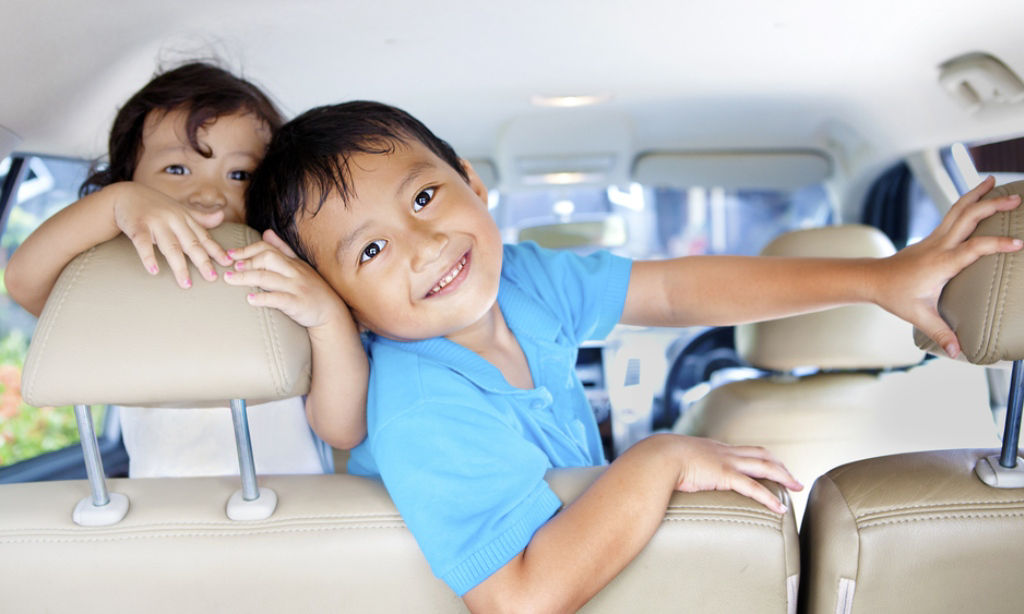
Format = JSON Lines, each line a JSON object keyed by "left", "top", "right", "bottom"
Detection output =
{"left": 0, "top": 155, "right": 105, "bottom": 468}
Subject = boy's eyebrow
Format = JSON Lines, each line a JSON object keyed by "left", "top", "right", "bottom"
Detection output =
{"left": 336, "top": 219, "right": 373, "bottom": 261}
{"left": 395, "top": 160, "right": 437, "bottom": 199}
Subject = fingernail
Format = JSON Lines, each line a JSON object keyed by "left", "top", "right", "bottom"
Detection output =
{"left": 247, "top": 293, "right": 256, "bottom": 303}
{"left": 234, "top": 261, "right": 245, "bottom": 271}
{"left": 183, "top": 278, "right": 192, "bottom": 289}
{"left": 224, "top": 271, "right": 234, "bottom": 279}
{"left": 1014, "top": 239, "right": 1023, "bottom": 247}
{"left": 206, "top": 268, "right": 217, "bottom": 280}
{"left": 945, "top": 343, "right": 958, "bottom": 358}
{"left": 148, "top": 265, "right": 158, "bottom": 274}
{"left": 226, "top": 249, "right": 236, "bottom": 258}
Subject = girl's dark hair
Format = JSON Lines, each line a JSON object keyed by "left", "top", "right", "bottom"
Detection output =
{"left": 246, "top": 100, "right": 468, "bottom": 265}
{"left": 80, "top": 62, "right": 284, "bottom": 197}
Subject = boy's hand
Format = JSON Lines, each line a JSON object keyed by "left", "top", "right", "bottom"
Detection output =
{"left": 665, "top": 434, "right": 802, "bottom": 514}
{"left": 110, "top": 182, "right": 232, "bottom": 288}
{"left": 874, "top": 176, "right": 1023, "bottom": 358}
{"left": 224, "top": 229, "right": 356, "bottom": 333}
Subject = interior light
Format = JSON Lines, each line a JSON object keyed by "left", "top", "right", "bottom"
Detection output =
{"left": 524, "top": 171, "right": 606, "bottom": 186}
{"left": 553, "top": 199, "right": 575, "bottom": 217}
{"left": 530, "top": 94, "right": 611, "bottom": 108}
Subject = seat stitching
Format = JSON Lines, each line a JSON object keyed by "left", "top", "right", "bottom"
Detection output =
{"left": 859, "top": 510, "right": 1024, "bottom": 529}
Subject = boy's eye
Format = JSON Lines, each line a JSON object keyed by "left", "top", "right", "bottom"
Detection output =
{"left": 228, "top": 170, "right": 253, "bottom": 181}
{"left": 360, "top": 239, "right": 388, "bottom": 263}
{"left": 163, "top": 165, "right": 189, "bottom": 176}
{"left": 413, "top": 188, "right": 435, "bottom": 212}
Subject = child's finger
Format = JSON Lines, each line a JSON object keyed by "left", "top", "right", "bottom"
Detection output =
{"left": 176, "top": 231, "right": 219, "bottom": 282}
{"left": 732, "top": 454, "right": 803, "bottom": 492}
{"left": 223, "top": 267, "right": 291, "bottom": 293}
{"left": 916, "top": 309, "right": 961, "bottom": 358}
{"left": 933, "top": 176, "right": 997, "bottom": 236}
{"left": 728, "top": 474, "right": 787, "bottom": 515}
{"left": 941, "top": 194, "right": 1022, "bottom": 247}
{"left": 128, "top": 234, "right": 161, "bottom": 277}
{"left": 149, "top": 226, "right": 193, "bottom": 289}
{"left": 262, "top": 229, "right": 299, "bottom": 259}
{"left": 184, "top": 216, "right": 233, "bottom": 267}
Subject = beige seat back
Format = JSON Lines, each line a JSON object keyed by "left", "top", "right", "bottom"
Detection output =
{"left": 1, "top": 223, "right": 800, "bottom": 612}
{"left": 801, "top": 180, "right": 1024, "bottom": 613}
{"left": 675, "top": 225, "right": 999, "bottom": 521}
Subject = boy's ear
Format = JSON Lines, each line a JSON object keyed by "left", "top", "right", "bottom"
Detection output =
{"left": 459, "top": 159, "right": 489, "bottom": 203}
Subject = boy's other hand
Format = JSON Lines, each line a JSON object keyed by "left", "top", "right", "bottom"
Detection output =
{"left": 224, "top": 229, "right": 358, "bottom": 334}
{"left": 111, "top": 182, "right": 232, "bottom": 289}
{"left": 662, "top": 434, "right": 802, "bottom": 515}
{"left": 873, "top": 176, "right": 1023, "bottom": 358}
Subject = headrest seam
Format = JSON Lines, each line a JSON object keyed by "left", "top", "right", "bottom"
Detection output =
{"left": 22, "top": 245, "right": 96, "bottom": 404}
{"left": 986, "top": 209, "right": 1016, "bottom": 363}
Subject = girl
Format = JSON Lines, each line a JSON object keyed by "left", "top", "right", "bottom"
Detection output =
{"left": 6, "top": 62, "right": 368, "bottom": 476}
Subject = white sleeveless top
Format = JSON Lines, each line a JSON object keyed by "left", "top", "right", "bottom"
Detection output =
{"left": 118, "top": 396, "right": 324, "bottom": 478}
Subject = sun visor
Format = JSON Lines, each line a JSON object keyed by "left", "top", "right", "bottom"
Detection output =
{"left": 497, "top": 110, "right": 632, "bottom": 190}
{"left": 633, "top": 150, "right": 831, "bottom": 190}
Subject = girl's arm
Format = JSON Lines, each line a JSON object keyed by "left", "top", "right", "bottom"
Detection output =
{"left": 6, "top": 182, "right": 230, "bottom": 316}
{"left": 620, "top": 176, "right": 1023, "bottom": 358}
{"left": 463, "top": 434, "right": 799, "bottom": 613}
{"left": 225, "top": 230, "right": 368, "bottom": 449}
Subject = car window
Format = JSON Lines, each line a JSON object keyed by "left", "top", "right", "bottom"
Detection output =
{"left": 0, "top": 154, "right": 106, "bottom": 468}
{"left": 494, "top": 182, "right": 835, "bottom": 259}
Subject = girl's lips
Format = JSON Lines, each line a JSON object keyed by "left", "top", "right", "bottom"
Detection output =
{"left": 426, "top": 251, "right": 470, "bottom": 298}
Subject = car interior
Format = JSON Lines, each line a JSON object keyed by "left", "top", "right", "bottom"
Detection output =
{"left": 3, "top": 1, "right": 1024, "bottom": 612}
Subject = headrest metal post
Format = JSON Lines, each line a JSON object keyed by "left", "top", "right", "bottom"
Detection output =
{"left": 74, "top": 404, "right": 109, "bottom": 506}
{"left": 999, "top": 360, "right": 1024, "bottom": 468}
{"left": 225, "top": 398, "right": 278, "bottom": 520}
{"left": 70, "top": 404, "right": 129, "bottom": 525}
{"left": 230, "top": 398, "right": 259, "bottom": 501}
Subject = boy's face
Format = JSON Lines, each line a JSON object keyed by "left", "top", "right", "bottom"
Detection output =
{"left": 297, "top": 140, "right": 504, "bottom": 342}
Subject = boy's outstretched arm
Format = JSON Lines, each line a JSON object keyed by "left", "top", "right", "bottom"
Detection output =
{"left": 225, "top": 230, "right": 368, "bottom": 450}
{"left": 6, "top": 182, "right": 230, "bottom": 316}
{"left": 621, "top": 176, "right": 1022, "bottom": 357}
{"left": 463, "top": 434, "right": 800, "bottom": 614}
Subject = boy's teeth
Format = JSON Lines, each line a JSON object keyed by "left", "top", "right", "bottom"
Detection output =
{"left": 430, "top": 257, "right": 467, "bottom": 295}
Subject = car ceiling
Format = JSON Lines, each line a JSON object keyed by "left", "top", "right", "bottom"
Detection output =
{"left": 3, "top": 0, "right": 1024, "bottom": 202}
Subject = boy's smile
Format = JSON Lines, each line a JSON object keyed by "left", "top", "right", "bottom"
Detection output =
{"left": 297, "top": 140, "right": 504, "bottom": 345}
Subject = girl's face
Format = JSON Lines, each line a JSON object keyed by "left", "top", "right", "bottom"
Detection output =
{"left": 131, "top": 108, "right": 271, "bottom": 224}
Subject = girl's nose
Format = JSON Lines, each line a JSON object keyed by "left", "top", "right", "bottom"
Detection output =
{"left": 188, "top": 183, "right": 227, "bottom": 210}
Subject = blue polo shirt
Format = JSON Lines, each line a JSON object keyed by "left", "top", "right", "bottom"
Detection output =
{"left": 348, "top": 241, "right": 632, "bottom": 595}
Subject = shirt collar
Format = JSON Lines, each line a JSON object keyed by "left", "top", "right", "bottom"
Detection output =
{"left": 372, "top": 270, "right": 563, "bottom": 393}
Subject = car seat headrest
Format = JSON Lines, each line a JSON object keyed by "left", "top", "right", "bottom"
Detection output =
{"left": 21, "top": 223, "right": 312, "bottom": 407}
{"left": 914, "top": 180, "right": 1024, "bottom": 364}
{"left": 737, "top": 224, "right": 925, "bottom": 371}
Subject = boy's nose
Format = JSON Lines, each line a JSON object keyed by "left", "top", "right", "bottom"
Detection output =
{"left": 410, "top": 229, "right": 448, "bottom": 272}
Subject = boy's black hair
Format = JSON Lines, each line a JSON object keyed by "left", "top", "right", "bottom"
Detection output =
{"left": 81, "top": 61, "right": 284, "bottom": 196}
{"left": 246, "top": 100, "right": 469, "bottom": 265}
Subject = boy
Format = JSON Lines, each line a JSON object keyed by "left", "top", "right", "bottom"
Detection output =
{"left": 235, "top": 100, "right": 1021, "bottom": 612}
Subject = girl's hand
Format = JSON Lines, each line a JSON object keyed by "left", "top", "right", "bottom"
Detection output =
{"left": 874, "top": 176, "right": 1023, "bottom": 358}
{"left": 664, "top": 434, "right": 802, "bottom": 515}
{"left": 110, "top": 182, "right": 232, "bottom": 288}
{"left": 223, "top": 229, "right": 357, "bottom": 333}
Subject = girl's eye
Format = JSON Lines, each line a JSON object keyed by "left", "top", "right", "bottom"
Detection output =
{"left": 413, "top": 187, "right": 435, "bottom": 212}
{"left": 360, "top": 239, "right": 388, "bottom": 263}
{"left": 163, "top": 164, "right": 189, "bottom": 176}
{"left": 228, "top": 170, "right": 253, "bottom": 181}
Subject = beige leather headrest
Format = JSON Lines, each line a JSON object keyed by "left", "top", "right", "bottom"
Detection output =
{"left": 914, "top": 180, "right": 1024, "bottom": 364}
{"left": 737, "top": 225, "right": 925, "bottom": 371}
{"left": 21, "top": 223, "right": 311, "bottom": 407}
